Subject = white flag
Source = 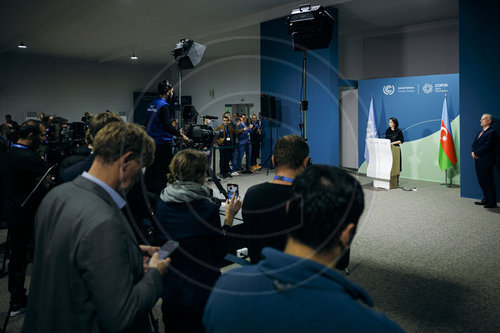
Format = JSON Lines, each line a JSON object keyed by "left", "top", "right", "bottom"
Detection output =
{"left": 364, "top": 97, "right": 378, "bottom": 163}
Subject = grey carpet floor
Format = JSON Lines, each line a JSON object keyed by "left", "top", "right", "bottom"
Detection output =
{"left": 0, "top": 169, "right": 498, "bottom": 332}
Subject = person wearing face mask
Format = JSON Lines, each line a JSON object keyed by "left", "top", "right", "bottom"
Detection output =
{"left": 0, "top": 120, "right": 49, "bottom": 316}
{"left": 23, "top": 122, "right": 171, "bottom": 333}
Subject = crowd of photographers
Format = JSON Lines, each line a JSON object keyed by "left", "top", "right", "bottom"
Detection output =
{"left": 0, "top": 80, "right": 403, "bottom": 332}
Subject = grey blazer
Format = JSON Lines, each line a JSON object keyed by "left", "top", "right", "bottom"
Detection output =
{"left": 23, "top": 176, "right": 163, "bottom": 333}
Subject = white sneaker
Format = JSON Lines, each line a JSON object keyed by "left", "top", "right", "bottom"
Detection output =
{"left": 230, "top": 171, "right": 239, "bottom": 176}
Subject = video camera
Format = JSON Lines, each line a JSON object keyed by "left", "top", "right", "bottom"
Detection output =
{"left": 182, "top": 123, "right": 224, "bottom": 150}
{"left": 44, "top": 122, "right": 87, "bottom": 166}
{"left": 176, "top": 104, "right": 223, "bottom": 149}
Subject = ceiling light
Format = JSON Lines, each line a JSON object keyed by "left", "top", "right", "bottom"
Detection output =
{"left": 18, "top": 42, "right": 27, "bottom": 49}
{"left": 130, "top": 53, "right": 138, "bottom": 60}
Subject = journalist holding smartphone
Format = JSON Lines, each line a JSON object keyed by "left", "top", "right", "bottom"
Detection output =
{"left": 154, "top": 149, "right": 242, "bottom": 332}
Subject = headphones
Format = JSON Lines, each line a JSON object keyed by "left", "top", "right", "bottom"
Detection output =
{"left": 158, "top": 80, "right": 173, "bottom": 95}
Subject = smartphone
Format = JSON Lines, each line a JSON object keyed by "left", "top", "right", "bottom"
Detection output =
{"left": 158, "top": 240, "right": 179, "bottom": 260}
{"left": 227, "top": 183, "right": 239, "bottom": 200}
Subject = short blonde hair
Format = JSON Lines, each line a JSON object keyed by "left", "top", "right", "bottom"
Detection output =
{"left": 88, "top": 112, "right": 123, "bottom": 145}
{"left": 167, "top": 149, "right": 208, "bottom": 184}
{"left": 92, "top": 122, "right": 155, "bottom": 167}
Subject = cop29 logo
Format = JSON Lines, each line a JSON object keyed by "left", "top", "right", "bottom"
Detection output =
{"left": 422, "top": 83, "right": 433, "bottom": 94}
{"left": 382, "top": 85, "right": 395, "bottom": 95}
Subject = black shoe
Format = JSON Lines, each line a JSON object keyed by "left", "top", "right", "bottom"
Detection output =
{"left": 474, "top": 200, "right": 486, "bottom": 205}
{"left": 484, "top": 203, "right": 498, "bottom": 208}
{"left": 227, "top": 173, "right": 233, "bottom": 178}
{"left": 221, "top": 174, "right": 227, "bottom": 179}
{"left": 10, "top": 297, "right": 27, "bottom": 317}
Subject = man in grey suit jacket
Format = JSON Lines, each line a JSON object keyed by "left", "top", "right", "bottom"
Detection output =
{"left": 23, "top": 122, "right": 170, "bottom": 333}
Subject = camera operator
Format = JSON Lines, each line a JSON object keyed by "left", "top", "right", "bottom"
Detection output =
{"left": 145, "top": 80, "right": 189, "bottom": 194}
{"left": 0, "top": 120, "right": 50, "bottom": 316}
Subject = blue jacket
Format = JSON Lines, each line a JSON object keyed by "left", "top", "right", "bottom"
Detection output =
{"left": 237, "top": 122, "right": 251, "bottom": 145}
{"left": 146, "top": 97, "right": 174, "bottom": 144}
{"left": 203, "top": 248, "right": 404, "bottom": 333}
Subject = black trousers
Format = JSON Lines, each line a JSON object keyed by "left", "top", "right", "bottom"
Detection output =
{"left": 8, "top": 222, "right": 32, "bottom": 304}
{"left": 219, "top": 146, "right": 232, "bottom": 176}
{"left": 162, "top": 302, "right": 205, "bottom": 333}
{"left": 475, "top": 159, "right": 497, "bottom": 204}
{"left": 251, "top": 141, "right": 260, "bottom": 166}
{"left": 144, "top": 143, "right": 173, "bottom": 195}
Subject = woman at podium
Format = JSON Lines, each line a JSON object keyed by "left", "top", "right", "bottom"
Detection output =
{"left": 386, "top": 117, "right": 404, "bottom": 184}
{"left": 385, "top": 117, "right": 404, "bottom": 146}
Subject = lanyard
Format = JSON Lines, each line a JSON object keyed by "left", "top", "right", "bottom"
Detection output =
{"left": 274, "top": 175, "right": 294, "bottom": 183}
{"left": 12, "top": 143, "right": 30, "bottom": 150}
{"left": 225, "top": 127, "right": 230, "bottom": 137}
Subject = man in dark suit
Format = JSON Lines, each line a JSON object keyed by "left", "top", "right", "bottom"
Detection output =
{"left": 472, "top": 113, "right": 498, "bottom": 208}
{"left": 23, "top": 122, "right": 171, "bottom": 333}
{"left": 0, "top": 120, "right": 48, "bottom": 316}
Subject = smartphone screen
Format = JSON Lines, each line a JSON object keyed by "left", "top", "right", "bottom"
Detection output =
{"left": 227, "top": 183, "right": 239, "bottom": 200}
{"left": 158, "top": 240, "right": 179, "bottom": 260}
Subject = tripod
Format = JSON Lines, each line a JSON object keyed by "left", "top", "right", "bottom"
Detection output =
{"left": 260, "top": 118, "right": 274, "bottom": 175}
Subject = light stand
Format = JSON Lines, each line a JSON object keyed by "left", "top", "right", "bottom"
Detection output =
{"left": 171, "top": 38, "right": 206, "bottom": 129}
{"left": 300, "top": 51, "right": 308, "bottom": 139}
{"left": 177, "top": 68, "right": 183, "bottom": 129}
{"left": 287, "top": 4, "right": 334, "bottom": 140}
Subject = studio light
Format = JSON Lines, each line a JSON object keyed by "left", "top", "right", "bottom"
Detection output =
{"left": 17, "top": 42, "right": 27, "bottom": 49}
{"left": 171, "top": 38, "right": 207, "bottom": 130}
{"left": 287, "top": 4, "right": 334, "bottom": 51}
{"left": 172, "top": 39, "right": 206, "bottom": 70}
{"left": 286, "top": 4, "right": 334, "bottom": 141}
{"left": 130, "top": 53, "right": 139, "bottom": 60}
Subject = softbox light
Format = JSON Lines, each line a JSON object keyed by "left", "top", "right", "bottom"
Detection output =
{"left": 287, "top": 4, "right": 334, "bottom": 51}
{"left": 172, "top": 39, "right": 206, "bottom": 70}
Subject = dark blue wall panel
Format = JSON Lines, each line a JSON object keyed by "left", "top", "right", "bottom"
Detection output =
{"left": 260, "top": 8, "right": 339, "bottom": 166}
{"left": 459, "top": 0, "right": 500, "bottom": 199}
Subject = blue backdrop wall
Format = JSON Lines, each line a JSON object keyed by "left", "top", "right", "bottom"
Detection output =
{"left": 260, "top": 8, "right": 339, "bottom": 166}
{"left": 358, "top": 74, "right": 460, "bottom": 183}
{"left": 459, "top": 0, "right": 500, "bottom": 200}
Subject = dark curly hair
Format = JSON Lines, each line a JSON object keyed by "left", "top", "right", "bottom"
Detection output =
{"left": 287, "top": 165, "right": 364, "bottom": 253}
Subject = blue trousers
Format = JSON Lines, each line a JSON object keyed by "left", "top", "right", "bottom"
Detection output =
{"left": 238, "top": 142, "right": 252, "bottom": 171}
{"left": 232, "top": 145, "right": 240, "bottom": 171}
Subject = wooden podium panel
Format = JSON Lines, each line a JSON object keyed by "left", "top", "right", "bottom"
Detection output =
{"left": 390, "top": 146, "right": 401, "bottom": 189}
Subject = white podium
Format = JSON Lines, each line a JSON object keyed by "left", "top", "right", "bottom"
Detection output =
{"left": 366, "top": 138, "right": 400, "bottom": 190}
